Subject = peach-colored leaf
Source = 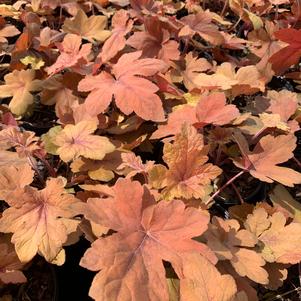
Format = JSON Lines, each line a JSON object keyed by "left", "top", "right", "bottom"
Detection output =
{"left": 205, "top": 217, "right": 269, "bottom": 284}
{"left": 233, "top": 133, "right": 301, "bottom": 186}
{"left": 78, "top": 51, "right": 167, "bottom": 121}
{"left": 99, "top": 9, "right": 133, "bottom": 63}
{"left": 0, "top": 234, "right": 26, "bottom": 284}
{"left": 62, "top": 9, "right": 111, "bottom": 42}
{"left": 182, "top": 52, "right": 212, "bottom": 91}
{"left": 0, "top": 163, "right": 34, "bottom": 206}
{"left": 149, "top": 124, "right": 221, "bottom": 200}
{"left": 54, "top": 120, "right": 115, "bottom": 162}
{"left": 247, "top": 209, "right": 301, "bottom": 264}
{"left": 0, "top": 150, "right": 27, "bottom": 169}
{"left": 266, "top": 90, "right": 298, "bottom": 122}
{"left": 180, "top": 253, "right": 237, "bottom": 301}
{"left": 0, "top": 23, "right": 20, "bottom": 43}
{"left": 46, "top": 34, "right": 92, "bottom": 76}
{"left": 179, "top": 11, "right": 224, "bottom": 45}
{"left": 0, "top": 69, "right": 41, "bottom": 115}
{"left": 0, "top": 126, "right": 40, "bottom": 157}
{"left": 127, "top": 16, "right": 180, "bottom": 64}
{"left": 117, "top": 152, "right": 155, "bottom": 178}
{"left": 152, "top": 92, "right": 239, "bottom": 139}
{"left": 0, "top": 177, "right": 84, "bottom": 263}
{"left": 269, "top": 28, "right": 301, "bottom": 74}
{"left": 195, "top": 92, "right": 239, "bottom": 127}
{"left": 80, "top": 178, "right": 216, "bottom": 301}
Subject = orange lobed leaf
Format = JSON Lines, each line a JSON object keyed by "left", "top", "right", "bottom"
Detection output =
{"left": 179, "top": 10, "right": 224, "bottom": 45}
{"left": 117, "top": 152, "right": 155, "bottom": 179}
{"left": 193, "top": 63, "right": 266, "bottom": 96}
{"left": 149, "top": 124, "right": 222, "bottom": 200}
{"left": 0, "top": 69, "right": 41, "bottom": 115}
{"left": 205, "top": 217, "right": 269, "bottom": 284}
{"left": 245, "top": 207, "right": 301, "bottom": 264}
{"left": 0, "top": 126, "right": 41, "bottom": 157}
{"left": 269, "top": 28, "right": 301, "bottom": 74}
{"left": 0, "top": 150, "right": 28, "bottom": 169}
{"left": 46, "top": 33, "right": 92, "bottom": 76}
{"left": 182, "top": 52, "right": 212, "bottom": 91}
{"left": 180, "top": 253, "right": 237, "bottom": 301}
{"left": 0, "top": 177, "right": 84, "bottom": 263}
{"left": 0, "top": 163, "right": 34, "bottom": 206}
{"left": 80, "top": 178, "right": 216, "bottom": 301}
{"left": 152, "top": 92, "right": 239, "bottom": 139}
{"left": 233, "top": 132, "right": 301, "bottom": 186}
{"left": 98, "top": 9, "right": 133, "bottom": 63}
{"left": 62, "top": 9, "right": 111, "bottom": 43}
{"left": 54, "top": 120, "right": 115, "bottom": 162}
{"left": 78, "top": 51, "right": 167, "bottom": 121}
{"left": 127, "top": 16, "right": 180, "bottom": 64}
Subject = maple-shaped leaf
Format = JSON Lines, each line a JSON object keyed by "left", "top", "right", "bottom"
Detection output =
{"left": 0, "top": 163, "right": 34, "bottom": 205}
{"left": 248, "top": 21, "right": 283, "bottom": 72}
{"left": 71, "top": 151, "right": 123, "bottom": 182}
{"left": 179, "top": 11, "right": 224, "bottom": 45}
{"left": 99, "top": 9, "right": 133, "bottom": 63}
{"left": 0, "top": 126, "right": 41, "bottom": 157}
{"left": 0, "top": 177, "right": 84, "bottom": 263}
{"left": 127, "top": 16, "right": 180, "bottom": 64}
{"left": 40, "top": 72, "right": 83, "bottom": 124}
{"left": 117, "top": 152, "right": 155, "bottom": 179}
{"left": 78, "top": 51, "right": 167, "bottom": 121}
{"left": 54, "top": 120, "right": 115, "bottom": 162}
{"left": 0, "top": 150, "right": 27, "bottom": 169}
{"left": 0, "top": 69, "right": 41, "bottom": 115}
{"left": 205, "top": 217, "right": 269, "bottom": 284}
{"left": 193, "top": 63, "right": 266, "bottom": 96}
{"left": 46, "top": 34, "right": 92, "bottom": 76}
{"left": 182, "top": 52, "right": 212, "bottom": 91}
{"left": 0, "top": 234, "right": 26, "bottom": 284}
{"left": 269, "top": 28, "right": 301, "bottom": 74}
{"left": 233, "top": 132, "right": 301, "bottom": 186}
{"left": 62, "top": 9, "right": 111, "bottom": 43}
{"left": 195, "top": 92, "right": 240, "bottom": 127}
{"left": 152, "top": 92, "right": 239, "bottom": 139}
{"left": 80, "top": 178, "right": 216, "bottom": 301}
{"left": 245, "top": 207, "right": 301, "bottom": 264}
{"left": 149, "top": 124, "right": 221, "bottom": 200}
{"left": 266, "top": 89, "right": 298, "bottom": 122}
{"left": 180, "top": 253, "right": 237, "bottom": 301}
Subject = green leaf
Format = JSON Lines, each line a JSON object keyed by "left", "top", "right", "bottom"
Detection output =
{"left": 41, "top": 126, "right": 62, "bottom": 155}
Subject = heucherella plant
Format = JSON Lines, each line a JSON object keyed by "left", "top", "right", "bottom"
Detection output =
{"left": 1, "top": 0, "right": 301, "bottom": 300}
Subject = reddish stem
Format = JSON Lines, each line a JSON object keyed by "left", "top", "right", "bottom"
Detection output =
{"left": 293, "top": 156, "right": 301, "bottom": 169}
{"left": 206, "top": 170, "right": 245, "bottom": 205}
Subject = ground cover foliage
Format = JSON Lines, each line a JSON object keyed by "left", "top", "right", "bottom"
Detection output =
{"left": 1, "top": 0, "right": 301, "bottom": 300}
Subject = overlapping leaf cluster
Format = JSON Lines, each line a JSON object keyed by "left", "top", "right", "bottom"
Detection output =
{"left": 1, "top": 0, "right": 301, "bottom": 300}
